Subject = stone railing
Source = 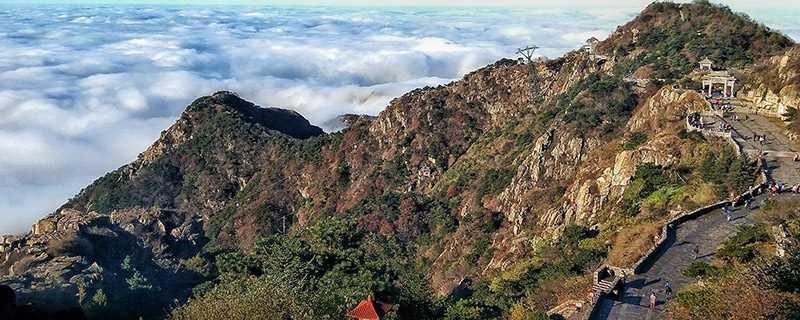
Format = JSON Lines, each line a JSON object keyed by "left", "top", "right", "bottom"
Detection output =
{"left": 583, "top": 182, "right": 765, "bottom": 319}
{"left": 635, "top": 180, "right": 764, "bottom": 273}
{"left": 547, "top": 299, "right": 586, "bottom": 319}
{"left": 580, "top": 100, "right": 770, "bottom": 319}
{"left": 583, "top": 138, "right": 768, "bottom": 319}
{"left": 579, "top": 291, "right": 604, "bottom": 320}
{"left": 686, "top": 114, "right": 744, "bottom": 157}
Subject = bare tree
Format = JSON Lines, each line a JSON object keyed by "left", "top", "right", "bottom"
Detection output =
{"left": 516, "top": 45, "right": 539, "bottom": 63}
{"left": 517, "top": 45, "right": 541, "bottom": 99}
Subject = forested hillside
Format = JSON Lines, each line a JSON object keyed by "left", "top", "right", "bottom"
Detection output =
{"left": 1, "top": 1, "right": 797, "bottom": 319}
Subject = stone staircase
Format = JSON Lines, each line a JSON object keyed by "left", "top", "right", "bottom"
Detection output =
{"left": 592, "top": 278, "right": 617, "bottom": 294}
{"left": 547, "top": 299, "right": 585, "bottom": 320}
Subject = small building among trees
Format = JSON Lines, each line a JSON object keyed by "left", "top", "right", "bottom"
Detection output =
{"left": 347, "top": 294, "right": 395, "bottom": 320}
{"left": 699, "top": 57, "right": 714, "bottom": 71}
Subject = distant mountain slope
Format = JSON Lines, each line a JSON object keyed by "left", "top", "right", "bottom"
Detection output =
{"left": 1, "top": 1, "right": 796, "bottom": 319}
{"left": 598, "top": 1, "right": 793, "bottom": 80}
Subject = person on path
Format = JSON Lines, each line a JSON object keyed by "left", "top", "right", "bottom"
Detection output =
{"left": 693, "top": 244, "right": 700, "bottom": 260}
{"left": 745, "top": 196, "right": 753, "bottom": 210}
{"left": 664, "top": 280, "right": 673, "bottom": 300}
{"left": 724, "top": 205, "right": 732, "bottom": 222}
{"left": 649, "top": 291, "right": 657, "bottom": 311}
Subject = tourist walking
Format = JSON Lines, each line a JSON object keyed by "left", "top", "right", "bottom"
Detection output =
{"left": 649, "top": 291, "right": 657, "bottom": 311}
{"left": 664, "top": 280, "right": 673, "bottom": 300}
{"left": 724, "top": 205, "right": 732, "bottom": 222}
{"left": 692, "top": 244, "right": 700, "bottom": 260}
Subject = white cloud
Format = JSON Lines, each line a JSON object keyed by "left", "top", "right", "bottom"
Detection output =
{"left": 0, "top": 5, "right": 795, "bottom": 234}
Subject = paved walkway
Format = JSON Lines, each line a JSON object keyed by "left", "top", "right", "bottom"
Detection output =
{"left": 590, "top": 197, "right": 763, "bottom": 320}
{"left": 727, "top": 111, "right": 800, "bottom": 185}
{"left": 592, "top": 106, "right": 800, "bottom": 319}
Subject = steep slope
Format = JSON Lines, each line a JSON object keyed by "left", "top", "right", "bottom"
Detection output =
{"left": 0, "top": 92, "right": 327, "bottom": 318}
{"left": 597, "top": 0, "right": 793, "bottom": 81}
{"left": 0, "top": 1, "right": 794, "bottom": 319}
{"left": 739, "top": 45, "right": 800, "bottom": 138}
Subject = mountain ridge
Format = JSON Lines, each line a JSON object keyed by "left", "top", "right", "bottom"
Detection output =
{"left": 2, "top": 2, "right": 798, "bottom": 319}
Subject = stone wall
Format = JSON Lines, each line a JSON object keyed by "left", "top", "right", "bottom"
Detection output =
{"left": 582, "top": 116, "right": 768, "bottom": 319}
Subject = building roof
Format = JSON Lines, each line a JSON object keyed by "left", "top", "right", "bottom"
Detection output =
{"left": 586, "top": 37, "right": 600, "bottom": 44}
{"left": 699, "top": 57, "right": 713, "bottom": 64}
{"left": 347, "top": 295, "right": 394, "bottom": 320}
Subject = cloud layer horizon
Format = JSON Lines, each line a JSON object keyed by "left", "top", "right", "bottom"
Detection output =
{"left": 0, "top": 5, "right": 797, "bottom": 234}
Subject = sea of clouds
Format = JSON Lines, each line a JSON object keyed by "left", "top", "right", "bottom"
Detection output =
{"left": 0, "top": 4, "right": 796, "bottom": 234}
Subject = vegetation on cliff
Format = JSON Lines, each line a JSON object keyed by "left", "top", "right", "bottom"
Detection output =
{"left": 1, "top": 1, "right": 796, "bottom": 319}
{"left": 665, "top": 197, "right": 800, "bottom": 319}
{"left": 604, "top": 0, "right": 793, "bottom": 82}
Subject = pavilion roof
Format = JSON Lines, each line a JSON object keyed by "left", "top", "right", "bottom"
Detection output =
{"left": 347, "top": 295, "right": 394, "bottom": 320}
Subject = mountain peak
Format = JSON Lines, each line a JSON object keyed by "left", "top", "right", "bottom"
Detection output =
{"left": 594, "top": 0, "right": 794, "bottom": 82}
{"left": 187, "top": 91, "right": 324, "bottom": 140}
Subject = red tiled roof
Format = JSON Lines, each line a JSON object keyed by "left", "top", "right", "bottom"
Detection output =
{"left": 346, "top": 294, "right": 393, "bottom": 320}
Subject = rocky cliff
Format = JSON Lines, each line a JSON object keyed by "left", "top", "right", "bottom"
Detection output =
{"left": 739, "top": 45, "right": 800, "bottom": 124}
{"left": 1, "top": 2, "right": 795, "bottom": 319}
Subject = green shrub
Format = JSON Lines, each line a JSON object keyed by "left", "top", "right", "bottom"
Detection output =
{"left": 774, "top": 248, "right": 800, "bottom": 293}
{"left": 91, "top": 289, "right": 108, "bottom": 307}
{"left": 172, "top": 275, "right": 316, "bottom": 320}
{"left": 682, "top": 261, "right": 722, "bottom": 278}
{"left": 718, "top": 225, "right": 769, "bottom": 263}
{"left": 478, "top": 168, "right": 515, "bottom": 197}
{"left": 674, "top": 288, "right": 714, "bottom": 315}
{"left": 677, "top": 129, "right": 705, "bottom": 142}
{"left": 623, "top": 132, "right": 648, "bottom": 150}
{"left": 622, "top": 163, "right": 669, "bottom": 215}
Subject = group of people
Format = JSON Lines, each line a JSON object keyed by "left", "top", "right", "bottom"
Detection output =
{"left": 767, "top": 181, "right": 800, "bottom": 195}
{"left": 716, "top": 122, "right": 733, "bottom": 132}
{"left": 647, "top": 280, "right": 673, "bottom": 312}
{"left": 0, "top": 285, "right": 86, "bottom": 320}
{"left": 686, "top": 112, "right": 734, "bottom": 133}
{"left": 687, "top": 112, "right": 704, "bottom": 129}
{"left": 752, "top": 133, "right": 768, "bottom": 146}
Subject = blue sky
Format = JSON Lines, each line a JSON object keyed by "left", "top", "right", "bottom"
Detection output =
{"left": 0, "top": 2, "right": 797, "bottom": 234}
{"left": 3, "top": 0, "right": 798, "bottom": 8}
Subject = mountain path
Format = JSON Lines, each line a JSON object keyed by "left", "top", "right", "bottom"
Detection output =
{"left": 590, "top": 198, "right": 760, "bottom": 320}
{"left": 592, "top": 106, "right": 800, "bottom": 319}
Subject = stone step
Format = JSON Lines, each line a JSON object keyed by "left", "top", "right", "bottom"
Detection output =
{"left": 593, "top": 279, "right": 616, "bottom": 293}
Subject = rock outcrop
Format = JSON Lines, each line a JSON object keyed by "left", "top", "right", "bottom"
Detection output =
{"left": 739, "top": 45, "right": 800, "bottom": 118}
{"left": 1, "top": 2, "right": 797, "bottom": 318}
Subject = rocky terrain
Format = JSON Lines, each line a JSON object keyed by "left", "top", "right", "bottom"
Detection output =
{"left": 1, "top": 2, "right": 798, "bottom": 319}
{"left": 739, "top": 46, "right": 800, "bottom": 118}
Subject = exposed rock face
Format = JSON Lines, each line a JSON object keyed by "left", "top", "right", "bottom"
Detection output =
{"left": 739, "top": 45, "right": 800, "bottom": 117}
{"left": 2, "top": 2, "right": 797, "bottom": 318}
{"left": 322, "top": 114, "right": 377, "bottom": 132}
{"left": 0, "top": 93, "right": 324, "bottom": 318}
{"left": 482, "top": 87, "right": 710, "bottom": 275}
